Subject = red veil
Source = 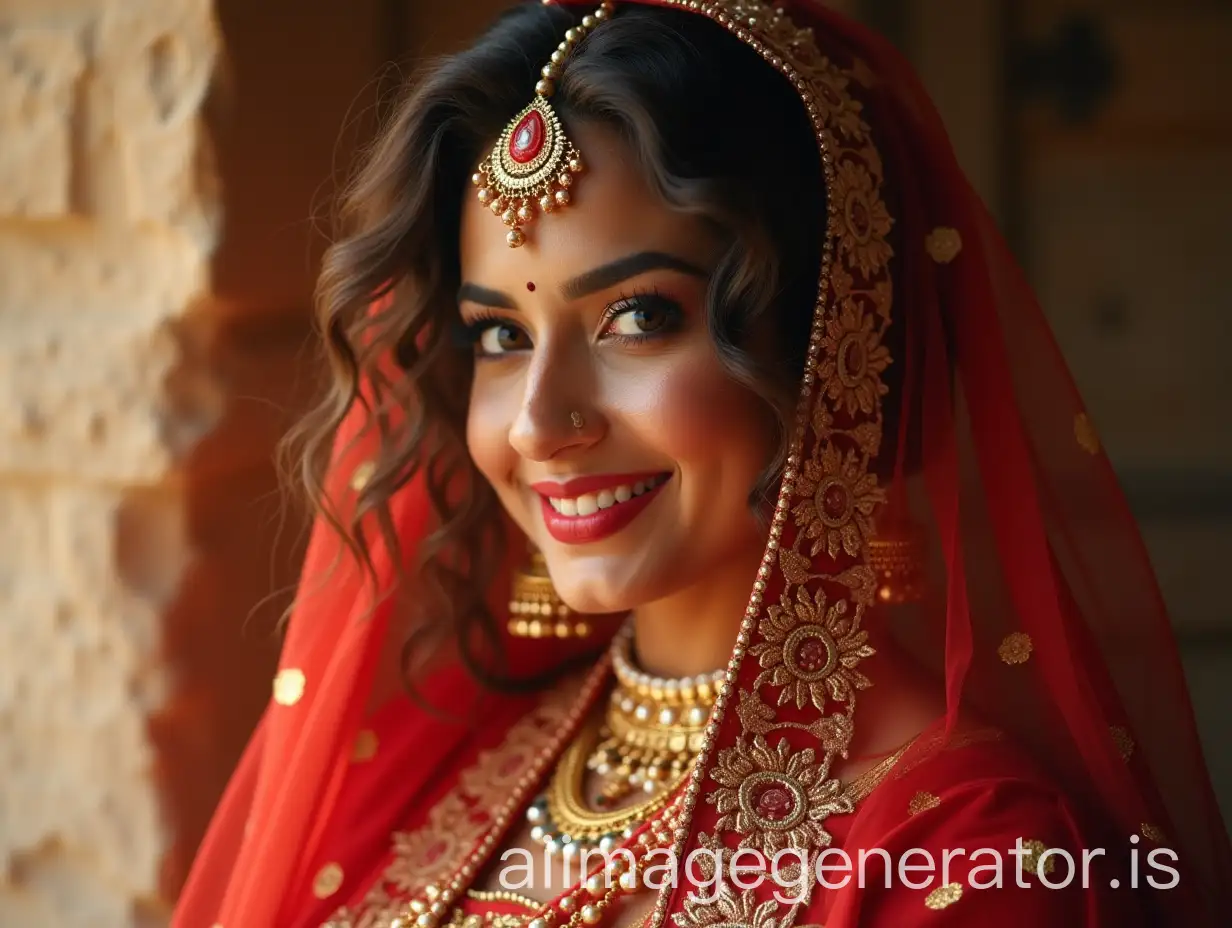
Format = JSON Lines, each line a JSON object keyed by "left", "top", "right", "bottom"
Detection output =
{"left": 175, "top": 2, "right": 1231, "bottom": 926}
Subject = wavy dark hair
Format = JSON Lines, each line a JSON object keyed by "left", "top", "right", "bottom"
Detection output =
{"left": 286, "top": 2, "right": 836, "bottom": 686}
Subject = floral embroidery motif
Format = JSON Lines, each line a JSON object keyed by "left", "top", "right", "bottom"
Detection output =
{"left": 386, "top": 794, "right": 478, "bottom": 895}
{"left": 639, "top": 5, "right": 895, "bottom": 928}
{"left": 924, "top": 882, "right": 964, "bottom": 910}
{"left": 808, "top": 56, "right": 868, "bottom": 142}
{"left": 709, "top": 735, "right": 854, "bottom": 856}
{"left": 751, "top": 587, "right": 874, "bottom": 711}
{"left": 925, "top": 227, "right": 963, "bottom": 264}
{"left": 1110, "top": 725, "right": 1134, "bottom": 762}
{"left": 998, "top": 631, "right": 1033, "bottom": 665}
{"left": 328, "top": 679, "right": 583, "bottom": 926}
{"left": 673, "top": 885, "right": 802, "bottom": 928}
{"left": 834, "top": 159, "right": 894, "bottom": 276}
{"left": 1074, "top": 412, "right": 1101, "bottom": 455}
{"left": 818, "top": 299, "right": 892, "bottom": 416}
{"left": 792, "top": 445, "right": 884, "bottom": 559}
{"left": 1019, "top": 839, "right": 1056, "bottom": 877}
{"left": 908, "top": 791, "right": 941, "bottom": 816}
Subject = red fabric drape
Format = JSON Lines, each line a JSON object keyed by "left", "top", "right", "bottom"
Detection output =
{"left": 175, "top": 3, "right": 1231, "bottom": 926}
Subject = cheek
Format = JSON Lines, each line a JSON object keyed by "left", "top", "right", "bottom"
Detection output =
{"left": 616, "top": 349, "right": 774, "bottom": 479}
{"left": 466, "top": 372, "right": 518, "bottom": 484}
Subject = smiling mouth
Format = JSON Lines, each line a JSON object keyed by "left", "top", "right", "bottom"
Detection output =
{"left": 545, "top": 474, "right": 672, "bottom": 517}
{"left": 534, "top": 472, "right": 672, "bottom": 544}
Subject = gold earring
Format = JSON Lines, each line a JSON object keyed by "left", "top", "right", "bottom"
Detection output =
{"left": 570, "top": 410, "right": 585, "bottom": 430}
{"left": 868, "top": 517, "right": 927, "bottom": 605}
{"left": 509, "top": 545, "right": 591, "bottom": 638}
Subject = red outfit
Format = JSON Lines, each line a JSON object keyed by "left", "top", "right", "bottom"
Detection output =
{"left": 174, "top": 2, "right": 1232, "bottom": 926}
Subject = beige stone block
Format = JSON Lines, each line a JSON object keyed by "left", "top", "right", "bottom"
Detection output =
{"left": 76, "top": 0, "right": 222, "bottom": 244}
{"left": 0, "top": 218, "right": 219, "bottom": 482}
{"left": 0, "top": 484, "right": 178, "bottom": 922}
{"left": 0, "top": 27, "right": 83, "bottom": 216}
{"left": 0, "top": 1, "right": 106, "bottom": 28}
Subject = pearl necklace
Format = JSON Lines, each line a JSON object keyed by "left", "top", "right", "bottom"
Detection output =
{"left": 524, "top": 625, "right": 722, "bottom": 857}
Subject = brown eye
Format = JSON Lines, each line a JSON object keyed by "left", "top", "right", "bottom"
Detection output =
{"left": 604, "top": 294, "right": 683, "bottom": 339}
{"left": 478, "top": 321, "right": 531, "bottom": 355}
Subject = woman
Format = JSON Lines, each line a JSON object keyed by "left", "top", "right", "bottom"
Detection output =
{"left": 174, "top": 1, "right": 1232, "bottom": 926}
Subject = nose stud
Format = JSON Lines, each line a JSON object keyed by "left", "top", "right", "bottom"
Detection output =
{"left": 570, "top": 411, "right": 585, "bottom": 430}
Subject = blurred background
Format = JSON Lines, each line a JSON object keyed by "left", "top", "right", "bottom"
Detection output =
{"left": 0, "top": 0, "right": 1228, "bottom": 923}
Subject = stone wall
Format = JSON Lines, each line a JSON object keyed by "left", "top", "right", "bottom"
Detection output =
{"left": 0, "top": 0, "right": 221, "bottom": 923}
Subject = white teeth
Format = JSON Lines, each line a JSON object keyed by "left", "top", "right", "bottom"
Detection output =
{"left": 547, "top": 475, "right": 667, "bottom": 517}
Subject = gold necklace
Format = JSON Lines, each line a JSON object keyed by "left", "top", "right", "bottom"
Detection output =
{"left": 609, "top": 622, "right": 725, "bottom": 705}
{"left": 589, "top": 626, "right": 720, "bottom": 803}
{"left": 524, "top": 627, "right": 722, "bottom": 856}
{"left": 526, "top": 715, "right": 690, "bottom": 856}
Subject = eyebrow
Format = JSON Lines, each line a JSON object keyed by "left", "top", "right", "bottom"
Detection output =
{"left": 456, "top": 250, "right": 709, "bottom": 309}
{"left": 560, "top": 250, "right": 709, "bottom": 300}
{"left": 456, "top": 282, "right": 516, "bottom": 309}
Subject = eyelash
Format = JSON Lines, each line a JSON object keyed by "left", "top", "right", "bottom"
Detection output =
{"left": 460, "top": 288, "right": 684, "bottom": 357}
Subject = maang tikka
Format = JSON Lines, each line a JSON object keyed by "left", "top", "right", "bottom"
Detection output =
{"left": 471, "top": 1, "right": 616, "bottom": 248}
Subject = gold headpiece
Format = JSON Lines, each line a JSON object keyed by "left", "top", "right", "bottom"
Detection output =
{"left": 471, "top": 1, "right": 616, "bottom": 248}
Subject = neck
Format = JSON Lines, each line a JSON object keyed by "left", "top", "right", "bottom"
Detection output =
{"left": 627, "top": 543, "right": 764, "bottom": 680}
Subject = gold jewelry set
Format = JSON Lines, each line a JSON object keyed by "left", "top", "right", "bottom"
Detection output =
{"left": 472, "top": 2, "right": 615, "bottom": 249}
{"left": 524, "top": 624, "right": 720, "bottom": 858}
{"left": 399, "top": 4, "right": 926, "bottom": 928}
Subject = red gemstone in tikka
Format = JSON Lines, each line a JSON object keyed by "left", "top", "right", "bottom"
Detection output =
{"left": 510, "top": 110, "right": 546, "bottom": 164}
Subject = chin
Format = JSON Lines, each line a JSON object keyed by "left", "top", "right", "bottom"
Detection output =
{"left": 544, "top": 552, "right": 664, "bottom": 617}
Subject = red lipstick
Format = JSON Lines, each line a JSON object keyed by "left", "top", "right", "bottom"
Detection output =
{"left": 531, "top": 472, "right": 671, "bottom": 545}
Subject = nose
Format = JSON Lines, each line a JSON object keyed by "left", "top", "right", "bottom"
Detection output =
{"left": 508, "top": 339, "right": 603, "bottom": 462}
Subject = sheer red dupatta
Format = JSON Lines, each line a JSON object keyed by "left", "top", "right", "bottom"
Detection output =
{"left": 612, "top": 1, "right": 1229, "bottom": 924}
{"left": 176, "top": 1, "right": 1231, "bottom": 926}
{"left": 172, "top": 299, "right": 592, "bottom": 926}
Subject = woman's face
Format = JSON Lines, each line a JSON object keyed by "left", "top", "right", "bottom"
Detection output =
{"left": 460, "top": 122, "right": 776, "bottom": 615}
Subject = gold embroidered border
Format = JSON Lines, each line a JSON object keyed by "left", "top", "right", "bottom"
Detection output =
{"left": 657, "top": 4, "right": 895, "bottom": 928}
{"left": 325, "top": 672, "right": 590, "bottom": 927}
